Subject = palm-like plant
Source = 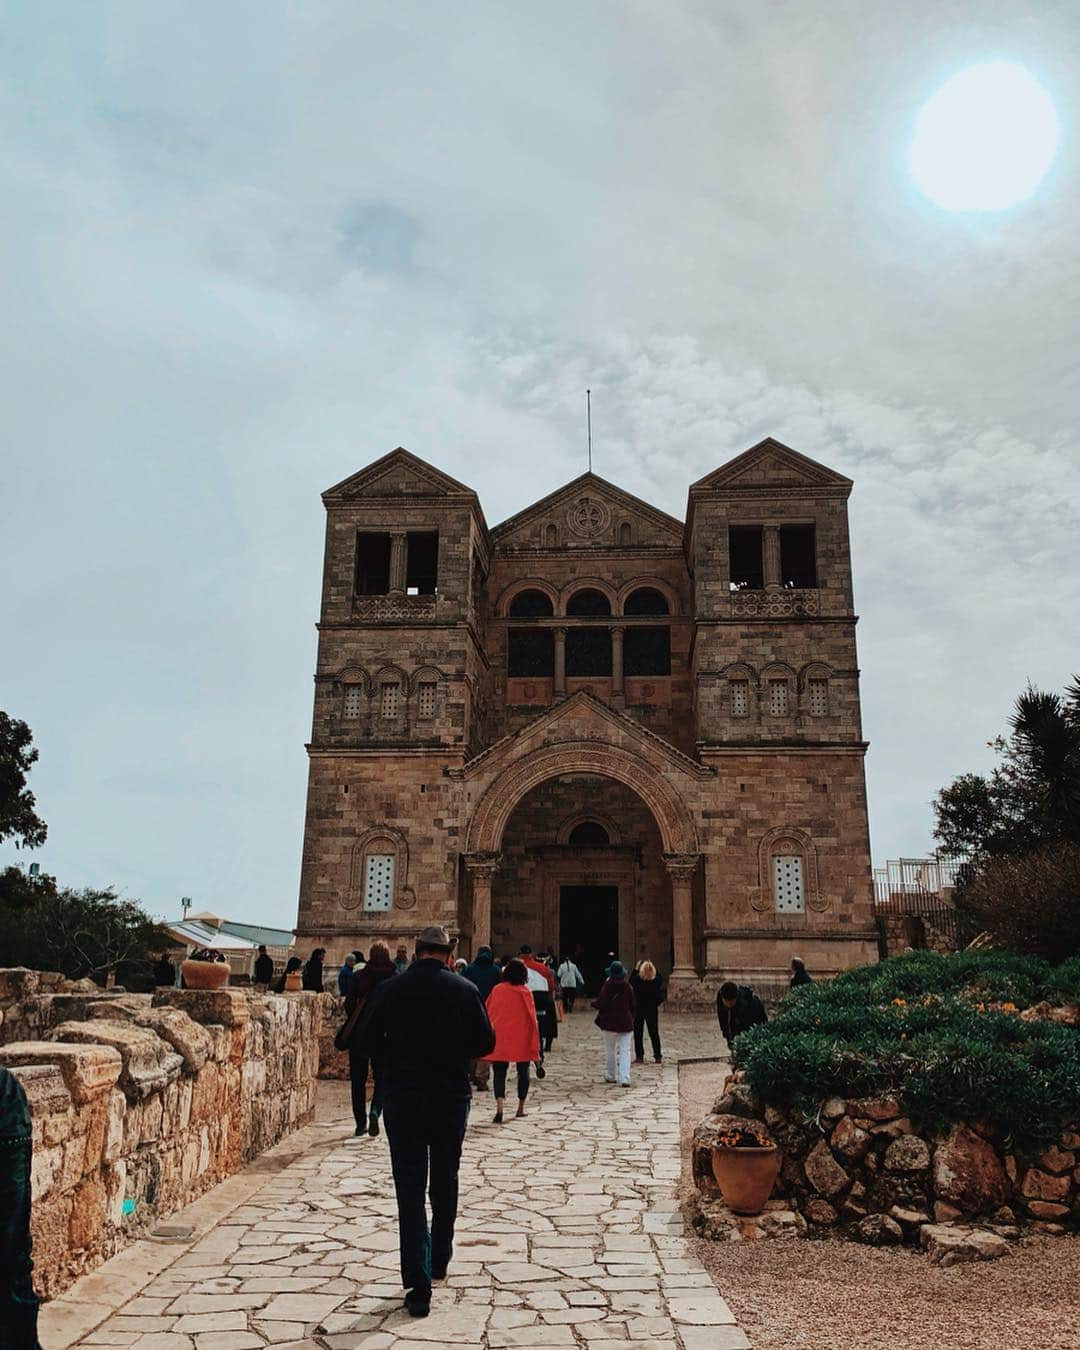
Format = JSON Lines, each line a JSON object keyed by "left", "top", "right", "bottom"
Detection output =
{"left": 1009, "top": 678, "right": 1080, "bottom": 844}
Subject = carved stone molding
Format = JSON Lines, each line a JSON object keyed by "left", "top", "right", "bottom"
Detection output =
{"left": 732, "top": 590, "right": 819, "bottom": 618}
{"left": 463, "top": 851, "right": 503, "bottom": 879}
{"left": 352, "top": 595, "right": 437, "bottom": 621}
{"left": 566, "top": 496, "right": 611, "bottom": 539}
{"left": 663, "top": 853, "right": 700, "bottom": 883}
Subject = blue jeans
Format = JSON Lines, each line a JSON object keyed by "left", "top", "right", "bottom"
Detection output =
{"left": 383, "top": 1096, "right": 470, "bottom": 1293}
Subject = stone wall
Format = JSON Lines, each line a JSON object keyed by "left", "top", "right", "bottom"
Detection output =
{"left": 692, "top": 1069, "right": 1080, "bottom": 1253}
{"left": 0, "top": 969, "right": 322, "bottom": 1298}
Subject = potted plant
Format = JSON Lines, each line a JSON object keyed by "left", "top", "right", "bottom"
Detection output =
{"left": 181, "top": 947, "right": 231, "bottom": 990}
{"left": 710, "top": 1122, "right": 780, "bottom": 1215}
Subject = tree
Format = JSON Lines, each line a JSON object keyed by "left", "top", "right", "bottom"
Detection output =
{"left": 0, "top": 712, "right": 47, "bottom": 850}
{"left": 960, "top": 843, "right": 1080, "bottom": 961}
{"left": 933, "top": 676, "right": 1080, "bottom": 863}
{"left": 2, "top": 886, "right": 170, "bottom": 985}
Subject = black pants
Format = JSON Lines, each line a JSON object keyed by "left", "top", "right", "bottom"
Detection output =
{"left": 532, "top": 993, "right": 547, "bottom": 1062}
{"left": 562, "top": 988, "right": 576, "bottom": 1013}
{"left": 0, "top": 1132, "right": 41, "bottom": 1350}
{"left": 492, "top": 1061, "right": 531, "bottom": 1101}
{"left": 634, "top": 1008, "right": 661, "bottom": 1061}
{"left": 348, "top": 1047, "right": 384, "bottom": 1128}
{"left": 384, "top": 1096, "right": 470, "bottom": 1294}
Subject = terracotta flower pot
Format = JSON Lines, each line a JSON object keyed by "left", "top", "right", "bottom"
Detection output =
{"left": 711, "top": 1145, "right": 780, "bottom": 1215}
{"left": 181, "top": 958, "right": 230, "bottom": 991}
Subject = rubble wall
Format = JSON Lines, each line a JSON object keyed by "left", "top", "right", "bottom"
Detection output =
{"left": 0, "top": 969, "right": 322, "bottom": 1298}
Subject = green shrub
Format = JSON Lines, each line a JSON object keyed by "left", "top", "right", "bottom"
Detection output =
{"left": 734, "top": 951, "right": 1080, "bottom": 1153}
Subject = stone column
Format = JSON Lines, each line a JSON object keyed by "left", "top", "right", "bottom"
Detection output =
{"left": 664, "top": 853, "right": 700, "bottom": 981}
{"left": 553, "top": 627, "right": 566, "bottom": 697}
{"left": 611, "top": 625, "right": 625, "bottom": 698}
{"left": 389, "top": 532, "right": 408, "bottom": 593}
{"left": 763, "top": 524, "right": 781, "bottom": 591}
{"left": 463, "top": 852, "right": 502, "bottom": 951}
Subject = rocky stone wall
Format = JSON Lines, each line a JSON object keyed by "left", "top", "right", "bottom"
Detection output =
{"left": 0, "top": 969, "right": 322, "bottom": 1298}
{"left": 691, "top": 1069, "right": 1080, "bottom": 1256}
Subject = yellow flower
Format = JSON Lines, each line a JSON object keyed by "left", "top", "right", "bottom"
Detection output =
{"left": 891, "top": 997, "right": 907, "bottom": 1007}
{"left": 1002, "top": 1002, "right": 1017, "bottom": 1013}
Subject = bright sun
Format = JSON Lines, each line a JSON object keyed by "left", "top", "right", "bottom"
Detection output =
{"left": 908, "top": 61, "right": 1061, "bottom": 211}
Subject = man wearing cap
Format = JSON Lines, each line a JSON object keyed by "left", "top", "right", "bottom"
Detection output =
{"left": 356, "top": 925, "right": 495, "bottom": 1318}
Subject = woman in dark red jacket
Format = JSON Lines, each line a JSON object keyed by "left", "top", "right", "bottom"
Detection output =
{"left": 480, "top": 960, "right": 541, "bottom": 1123}
{"left": 345, "top": 942, "right": 397, "bottom": 1136}
{"left": 591, "top": 961, "right": 636, "bottom": 1087}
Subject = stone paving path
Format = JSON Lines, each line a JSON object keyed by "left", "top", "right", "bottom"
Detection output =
{"left": 54, "top": 1012, "right": 748, "bottom": 1350}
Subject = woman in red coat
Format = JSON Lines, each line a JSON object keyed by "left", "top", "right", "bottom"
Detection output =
{"left": 480, "top": 959, "right": 541, "bottom": 1123}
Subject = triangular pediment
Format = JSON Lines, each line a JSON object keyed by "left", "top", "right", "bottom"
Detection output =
{"left": 323, "top": 448, "right": 478, "bottom": 503}
{"left": 691, "top": 439, "right": 852, "bottom": 494}
{"left": 492, "top": 473, "right": 683, "bottom": 549}
{"left": 458, "top": 691, "right": 710, "bottom": 781}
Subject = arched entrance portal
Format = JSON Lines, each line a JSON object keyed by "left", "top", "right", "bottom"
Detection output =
{"left": 490, "top": 775, "right": 668, "bottom": 991}
{"left": 462, "top": 742, "right": 700, "bottom": 980}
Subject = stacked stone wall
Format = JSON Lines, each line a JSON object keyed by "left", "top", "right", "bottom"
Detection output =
{"left": 0, "top": 969, "right": 322, "bottom": 1298}
{"left": 692, "top": 1068, "right": 1080, "bottom": 1251}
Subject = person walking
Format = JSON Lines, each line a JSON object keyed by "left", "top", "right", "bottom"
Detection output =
{"left": 789, "top": 956, "right": 813, "bottom": 989}
{"left": 463, "top": 945, "right": 502, "bottom": 1091}
{"left": 592, "top": 961, "right": 636, "bottom": 1087}
{"left": 557, "top": 955, "right": 584, "bottom": 1012}
{"left": 629, "top": 960, "right": 666, "bottom": 1064}
{"left": 337, "top": 952, "right": 357, "bottom": 996}
{"left": 480, "top": 959, "right": 540, "bottom": 1124}
{"left": 302, "top": 947, "right": 326, "bottom": 992}
{"left": 355, "top": 926, "right": 494, "bottom": 1319}
{"left": 716, "top": 980, "right": 768, "bottom": 1048}
{"left": 253, "top": 945, "right": 274, "bottom": 988}
{"left": 519, "top": 949, "right": 554, "bottom": 1077}
{"left": 345, "top": 942, "right": 397, "bottom": 1137}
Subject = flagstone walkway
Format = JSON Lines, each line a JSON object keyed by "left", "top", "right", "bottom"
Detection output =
{"left": 45, "top": 1011, "right": 748, "bottom": 1350}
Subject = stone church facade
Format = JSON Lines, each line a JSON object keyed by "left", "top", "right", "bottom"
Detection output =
{"left": 295, "top": 439, "right": 877, "bottom": 1002}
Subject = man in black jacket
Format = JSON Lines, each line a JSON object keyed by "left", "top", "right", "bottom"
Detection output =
{"left": 462, "top": 945, "right": 501, "bottom": 1092}
{"left": 716, "top": 980, "right": 767, "bottom": 1048}
{"left": 357, "top": 926, "right": 494, "bottom": 1318}
{"left": 253, "top": 945, "right": 274, "bottom": 988}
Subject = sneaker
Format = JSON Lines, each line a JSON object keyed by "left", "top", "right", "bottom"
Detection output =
{"left": 404, "top": 1289, "right": 431, "bottom": 1318}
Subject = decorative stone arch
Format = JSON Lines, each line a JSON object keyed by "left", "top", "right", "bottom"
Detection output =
{"left": 409, "top": 664, "right": 445, "bottom": 692}
{"left": 616, "top": 576, "right": 680, "bottom": 617}
{"left": 558, "top": 578, "right": 618, "bottom": 618}
{"left": 798, "top": 661, "right": 834, "bottom": 691}
{"left": 719, "top": 660, "right": 758, "bottom": 681}
{"left": 760, "top": 661, "right": 797, "bottom": 717}
{"left": 497, "top": 578, "right": 559, "bottom": 617}
{"left": 760, "top": 660, "right": 797, "bottom": 685}
{"left": 333, "top": 664, "right": 370, "bottom": 692}
{"left": 556, "top": 810, "right": 623, "bottom": 846}
{"left": 719, "top": 661, "right": 756, "bottom": 718}
{"left": 617, "top": 519, "right": 634, "bottom": 546}
{"left": 372, "top": 664, "right": 408, "bottom": 722}
{"left": 346, "top": 826, "right": 412, "bottom": 913}
{"left": 466, "top": 741, "right": 698, "bottom": 857}
{"left": 752, "top": 826, "right": 824, "bottom": 912}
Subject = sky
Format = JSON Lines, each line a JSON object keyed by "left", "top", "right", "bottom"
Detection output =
{"left": 3, "top": 2, "right": 1078, "bottom": 929}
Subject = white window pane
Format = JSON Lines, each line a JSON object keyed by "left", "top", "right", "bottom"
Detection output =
{"left": 343, "top": 686, "right": 363, "bottom": 718}
{"left": 380, "top": 683, "right": 399, "bottom": 718}
{"left": 768, "top": 680, "right": 789, "bottom": 716}
{"left": 809, "top": 678, "right": 828, "bottom": 716}
{"left": 731, "top": 681, "right": 749, "bottom": 717}
{"left": 773, "top": 855, "right": 805, "bottom": 913}
{"left": 418, "top": 683, "right": 436, "bottom": 719}
{"left": 364, "top": 854, "right": 395, "bottom": 911}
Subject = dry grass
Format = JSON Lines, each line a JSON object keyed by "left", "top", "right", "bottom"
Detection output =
{"left": 678, "top": 1058, "right": 1080, "bottom": 1350}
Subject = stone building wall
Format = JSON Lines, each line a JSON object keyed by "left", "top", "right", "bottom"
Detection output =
{"left": 0, "top": 969, "right": 322, "bottom": 1299}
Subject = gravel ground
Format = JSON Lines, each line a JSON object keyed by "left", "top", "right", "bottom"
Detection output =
{"left": 678, "top": 1058, "right": 1080, "bottom": 1350}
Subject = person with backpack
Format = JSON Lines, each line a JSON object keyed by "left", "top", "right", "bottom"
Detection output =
{"left": 591, "top": 961, "right": 636, "bottom": 1087}
{"left": 344, "top": 941, "right": 397, "bottom": 1137}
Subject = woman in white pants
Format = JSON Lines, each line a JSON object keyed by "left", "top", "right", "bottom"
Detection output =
{"left": 591, "top": 961, "right": 636, "bottom": 1087}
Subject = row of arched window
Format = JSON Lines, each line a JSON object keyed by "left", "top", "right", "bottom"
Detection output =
{"left": 725, "top": 665, "right": 833, "bottom": 718}
{"left": 332, "top": 667, "right": 444, "bottom": 724}
{"left": 505, "top": 584, "right": 672, "bottom": 619}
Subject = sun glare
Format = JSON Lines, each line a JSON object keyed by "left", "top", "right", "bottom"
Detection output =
{"left": 908, "top": 61, "right": 1060, "bottom": 211}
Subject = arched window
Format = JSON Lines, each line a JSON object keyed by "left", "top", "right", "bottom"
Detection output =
{"left": 378, "top": 676, "right": 403, "bottom": 719}
{"left": 566, "top": 588, "right": 611, "bottom": 617}
{"left": 729, "top": 677, "right": 751, "bottom": 718}
{"left": 618, "top": 521, "right": 633, "bottom": 545}
{"left": 565, "top": 629, "right": 612, "bottom": 675}
{"left": 508, "top": 630, "right": 554, "bottom": 677}
{"left": 342, "top": 684, "right": 364, "bottom": 719}
{"left": 624, "top": 587, "right": 669, "bottom": 616}
{"left": 808, "top": 677, "right": 829, "bottom": 716}
{"left": 544, "top": 523, "right": 558, "bottom": 548}
{"left": 624, "top": 629, "right": 671, "bottom": 676}
{"left": 509, "top": 589, "right": 554, "bottom": 618}
{"left": 349, "top": 826, "right": 409, "bottom": 914}
{"left": 568, "top": 820, "right": 610, "bottom": 847}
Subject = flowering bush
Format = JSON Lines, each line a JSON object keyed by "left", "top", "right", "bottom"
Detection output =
{"left": 715, "top": 1124, "right": 772, "bottom": 1149}
{"left": 734, "top": 951, "right": 1080, "bottom": 1153}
